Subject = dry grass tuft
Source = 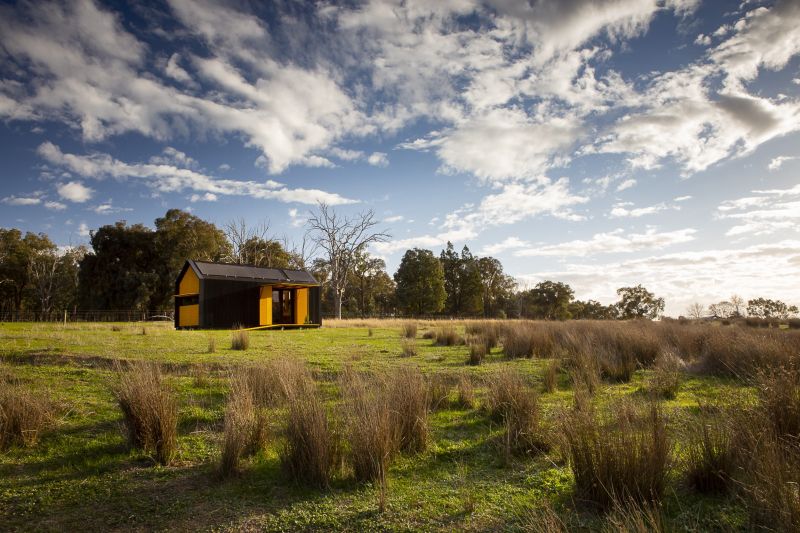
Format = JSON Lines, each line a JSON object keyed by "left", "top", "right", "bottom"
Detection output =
{"left": 400, "top": 338, "right": 417, "bottom": 358}
{"left": 340, "top": 369, "right": 393, "bottom": 483}
{"left": 543, "top": 359, "right": 560, "bottom": 393}
{"left": 114, "top": 362, "right": 178, "bottom": 465}
{"left": 400, "top": 322, "right": 418, "bottom": 339}
{"left": 388, "top": 366, "right": 428, "bottom": 453}
{"left": 280, "top": 367, "right": 340, "bottom": 488}
{"left": 433, "top": 325, "right": 463, "bottom": 346}
{"left": 456, "top": 374, "right": 475, "bottom": 409}
{"left": 231, "top": 329, "right": 250, "bottom": 351}
{"left": 245, "top": 358, "right": 305, "bottom": 408}
{"left": 468, "top": 341, "right": 486, "bottom": 366}
{"left": 220, "top": 373, "right": 268, "bottom": 476}
{"left": 645, "top": 351, "right": 682, "bottom": 399}
{"left": 685, "top": 405, "right": 735, "bottom": 494}
{"left": 426, "top": 373, "right": 451, "bottom": 411}
{"left": 207, "top": 336, "right": 217, "bottom": 354}
{"left": 0, "top": 381, "right": 51, "bottom": 450}
{"left": 561, "top": 399, "right": 670, "bottom": 508}
{"left": 486, "top": 367, "right": 549, "bottom": 457}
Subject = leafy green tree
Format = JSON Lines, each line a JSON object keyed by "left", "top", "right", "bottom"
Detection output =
{"left": 78, "top": 222, "right": 162, "bottom": 311}
{"left": 0, "top": 229, "right": 55, "bottom": 315}
{"left": 746, "top": 298, "right": 798, "bottom": 319}
{"left": 349, "top": 251, "right": 392, "bottom": 317}
{"left": 154, "top": 209, "right": 230, "bottom": 306}
{"left": 395, "top": 248, "right": 446, "bottom": 316}
{"left": 439, "top": 242, "right": 483, "bottom": 316}
{"left": 477, "top": 256, "right": 516, "bottom": 318}
{"left": 615, "top": 285, "right": 665, "bottom": 320}
{"left": 519, "top": 281, "right": 575, "bottom": 320}
{"left": 569, "top": 299, "right": 614, "bottom": 320}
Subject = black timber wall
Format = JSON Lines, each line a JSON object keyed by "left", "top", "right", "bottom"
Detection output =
{"left": 200, "top": 279, "right": 261, "bottom": 329}
{"left": 309, "top": 286, "right": 322, "bottom": 326}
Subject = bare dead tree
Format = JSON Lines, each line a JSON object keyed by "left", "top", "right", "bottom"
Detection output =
{"left": 282, "top": 233, "right": 318, "bottom": 270}
{"left": 28, "top": 249, "right": 60, "bottom": 316}
{"left": 223, "top": 218, "right": 271, "bottom": 265}
{"left": 686, "top": 302, "right": 705, "bottom": 320}
{"left": 306, "top": 203, "right": 390, "bottom": 319}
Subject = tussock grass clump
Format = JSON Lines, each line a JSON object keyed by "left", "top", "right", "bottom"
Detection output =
{"left": 191, "top": 365, "right": 210, "bottom": 388}
{"left": 756, "top": 365, "right": 800, "bottom": 439}
{"left": 114, "top": 362, "right": 178, "bottom": 465}
{"left": 388, "top": 366, "right": 428, "bottom": 453}
{"left": 433, "top": 325, "right": 462, "bottom": 346}
{"left": 567, "top": 350, "right": 601, "bottom": 395}
{"left": 456, "top": 374, "right": 475, "bottom": 409}
{"left": 231, "top": 329, "right": 250, "bottom": 351}
{"left": 543, "top": 359, "right": 560, "bottom": 393}
{"left": 602, "top": 501, "right": 666, "bottom": 533}
{"left": 465, "top": 321, "right": 500, "bottom": 350}
{"left": 400, "top": 338, "right": 417, "bottom": 357}
{"left": 561, "top": 399, "right": 670, "bottom": 508}
{"left": 207, "top": 336, "right": 216, "bottom": 354}
{"left": 427, "top": 373, "right": 451, "bottom": 411}
{"left": 467, "top": 341, "right": 486, "bottom": 366}
{"left": 280, "top": 368, "right": 340, "bottom": 488}
{"left": 0, "top": 382, "right": 51, "bottom": 450}
{"left": 698, "top": 328, "right": 799, "bottom": 377}
{"left": 220, "top": 374, "right": 268, "bottom": 476}
{"left": 245, "top": 358, "right": 305, "bottom": 408}
{"left": 502, "top": 323, "right": 534, "bottom": 358}
{"left": 400, "top": 322, "right": 418, "bottom": 339}
{"left": 685, "top": 405, "right": 735, "bottom": 494}
{"left": 340, "top": 370, "right": 393, "bottom": 483}
{"left": 486, "top": 367, "right": 548, "bottom": 456}
{"left": 645, "top": 351, "right": 682, "bottom": 399}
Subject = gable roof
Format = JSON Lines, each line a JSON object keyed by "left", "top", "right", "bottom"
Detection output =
{"left": 183, "top": 260, "right": 318, "bottom": 285}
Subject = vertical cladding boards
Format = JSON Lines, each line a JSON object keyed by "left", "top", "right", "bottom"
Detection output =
{"left": 202, "top": 279, "right": 261, "bottom": 329}
{"left": 308, "top": 286, "right": 322, "bottom": 325}
{"left": 178, "top": 304, "right": 199, "bottom": 327}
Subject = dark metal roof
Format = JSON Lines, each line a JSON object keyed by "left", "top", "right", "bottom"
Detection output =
{"left": 189, "top": 260, "right": 319, "bottom": 285}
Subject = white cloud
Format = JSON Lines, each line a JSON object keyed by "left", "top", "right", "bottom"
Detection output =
{"left": 367, "top": 152, "right": 389, "bottom": 167}
{"left": 149, "top": 147, "right": 198, "bottom": 169}
{"left": 91, "top": 201, "right": 132, "bottom": 215}
{"left": 694, "top": 33, "right": 711, "bottom": 46}
{"left": 218, "top": 163, "right": 231, "bottom": 171}
{"left": 768, "top": 155, "right": 798, "bottom": 171}
{"left": 673, "top": 195, "right": 692, "bottom": 202}
{"left": 39, "top": 143, "right": 356, "bottom": 206}
{"left": 288, "top": 208, "right": 306, "bottom": 228}
{"left": 2, "top": 195, "right": 42, "bottom": 206}
{"left": 514, "top": 228, "right": 697, "bottom": 257}
{"left": 480, "top": 236, "right": 530, "bottom": 256}
{"left": 519, "top": 239, "right": 800, "bottom": 316}
{"left": 164, "top": 53, "right": 194, "bottom": 85}
{"left": 384, "top": 215, "right": 405, "bottom": 223}
{"left": 44, "top": 200, "right": 66, "bottom": 210}
{"left": 616, "top": 178, "right": 637, "bottom": 191}
{"left": 609, "top": 201, "right": 678, "bottom": 218}
{"left": 717, "top": 183, "right": 800, "bottom": 237}
{"left": 189, "top": 192, "right": 218, "bottom": 202}
{"left": 77, "top": 222, "right": 90, "bottom": 237}
{"left": 57, "top": 181, "right": 94, "bottom": 203}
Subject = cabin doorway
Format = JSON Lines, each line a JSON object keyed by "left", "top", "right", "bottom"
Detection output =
{"left": 272, "top": 289, "right": 294, "bottom": 324}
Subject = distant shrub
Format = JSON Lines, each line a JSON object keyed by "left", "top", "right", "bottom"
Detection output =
{"left": 114, "top": 362, "right": 178, "bottom": 465}
{"left": 231, "top": 330, "right": 250, "bottom": 351}
{"left": 400, "top": 322, "right": 418, "bottom": 339}
{"left": 788, "top": 318, "right": 800, "bottom": 330}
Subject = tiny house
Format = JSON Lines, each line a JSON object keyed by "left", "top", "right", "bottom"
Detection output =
{"left": 174, "top": 260, "right": 321, "bottom": 329}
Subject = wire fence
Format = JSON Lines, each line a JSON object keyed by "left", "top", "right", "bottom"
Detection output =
{"left": 0, "top": 310, "right": 174, "bottom": 323}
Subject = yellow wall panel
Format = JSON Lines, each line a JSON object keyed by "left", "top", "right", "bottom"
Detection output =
{"left": 178, "top": 304, "right": 199, "bottom": 327}
{"left": 259, "top": 285, "right": 272, "bottom": 325}
{"left": 178, "top": 267, "right": 199, "bottom": 295}
{"left": 295, "top": 288, "right": 308, "bottom": 325}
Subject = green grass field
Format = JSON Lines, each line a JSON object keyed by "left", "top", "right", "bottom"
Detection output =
{"left": 0, "top": 321, "right": 764, "bottom": 531}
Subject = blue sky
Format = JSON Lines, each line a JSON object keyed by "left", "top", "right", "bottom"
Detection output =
{"left": 1, "top": 0, "right": 799, "bottom": 315}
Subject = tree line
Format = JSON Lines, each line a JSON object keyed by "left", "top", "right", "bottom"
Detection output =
{"left": 1, "top": 206, "right": 795, "bottom": 320}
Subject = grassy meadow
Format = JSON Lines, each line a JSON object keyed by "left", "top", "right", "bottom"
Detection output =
{"left": 1, "top": 319, "right": 799, "bottom": 531}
